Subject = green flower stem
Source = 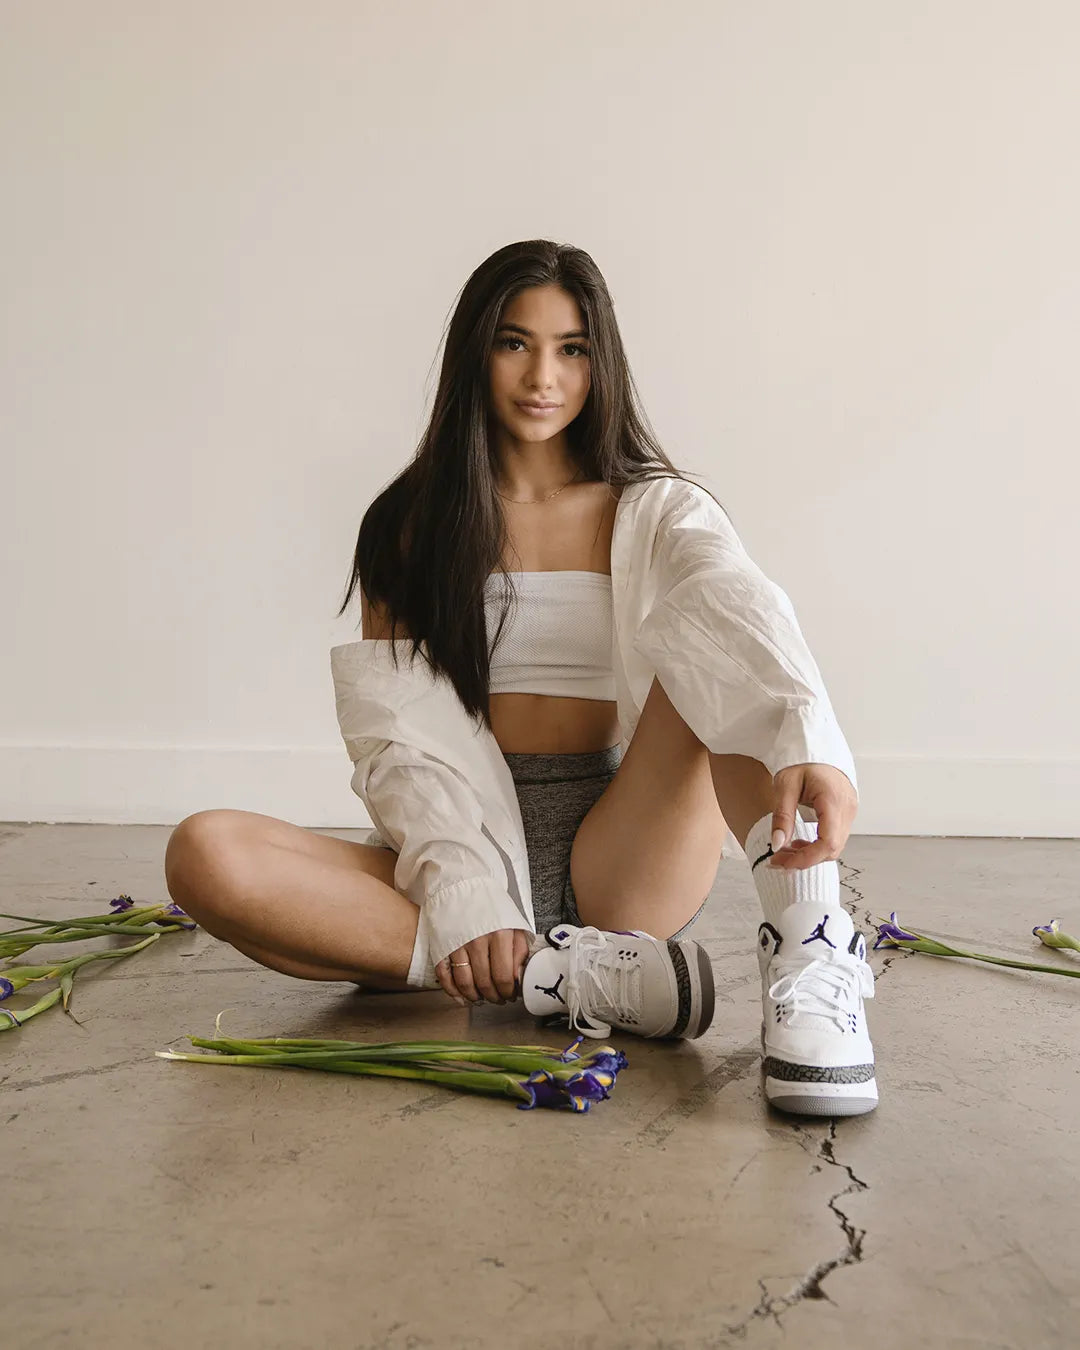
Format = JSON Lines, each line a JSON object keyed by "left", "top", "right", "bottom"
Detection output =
{"left": 1, "top": 920, "right": 186, "bottom": 959}
{"left": 0, "top": 962, "right": 66, "bottom": 987}
{"left": 191, "top": 1035, "right": 587, "bottom": 1058}
{"left": 157, "top": 1048, "right": 535, "bottom": 1103}
{"left": 875, "top": 925, "right": 1080, "bottom": 978}
{"left": 201, "top": 1034, "right": 582, "bottom": 1052}
{"left": 3, "top": 933, "right": 161, "bottom": 986}
{"left": 53, "top": 932, "right": 161, "bottom": 973}
{"left": 0, "top": 934, "right": 162, "bottom": 1029}
{"left": 6, "top": 920, "right": 181, "bottom": 941}
{"left": 191, "top": 1034, "right": 604, "bottom": 1068}
{"left": 0, "top": 906, "right": 166, "bottom": 932}
{"left": 0, "top": 985, "right": 63, "bottom": 1028}
{"left": 190, "top": 1037, "right": 589, "bottom": 1077}
{"left": 1, "top": 907, "right": 165, "bottom": 928}
{"left": 0, "top": 927, "right": 156, "bottom": 961}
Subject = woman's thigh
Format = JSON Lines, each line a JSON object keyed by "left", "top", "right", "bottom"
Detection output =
{"left": 164, "top": 809, "right": 413, "bottom": 985}
{"left": 568, "top": 677, "right": 727, "bottom": 937}
{"left": 166, "top": 808, "right": 400, "bottom": 897}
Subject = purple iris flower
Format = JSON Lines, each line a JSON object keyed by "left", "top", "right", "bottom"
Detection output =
{"left": 1032, "top": 917, "right": 1080, "bottom": 951}
{"left": 873, "top": 911, "right": 921, "bottom": 950}
{"left": 0, "top": 977, "right": 14, "bottom": 1001}
{"left": 565, "top": 1071, "right": 612, "bottom": 1103}
{"left": 160, "top": 902, "right": 197, "bottom": 930}
{"left": 518, "top": 1071, "right": 571, "bottom": 1111}
{"left": 110, "top": 896, "right": 135, "bottom": 912}
{"left": 516, "top": 1068, "right": 615, "bottom": 1112}
{"left": 581, "top": 1050, "right": 628, "bottom": 1076}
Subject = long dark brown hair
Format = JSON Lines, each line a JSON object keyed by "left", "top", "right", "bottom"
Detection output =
{"left": 336, "top": 239, "right": 728, "bottom": 730}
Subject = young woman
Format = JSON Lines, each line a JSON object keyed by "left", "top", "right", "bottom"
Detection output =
{"left": 165, "top": 239, "right": 875, "bottom": 1116}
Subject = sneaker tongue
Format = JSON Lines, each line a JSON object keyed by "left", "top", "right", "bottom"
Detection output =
{"left": 775, "top": 901, "right": 855, "bottom": 956}
{"left": 770, "top": 903, "right": 859, "bottom": 1033}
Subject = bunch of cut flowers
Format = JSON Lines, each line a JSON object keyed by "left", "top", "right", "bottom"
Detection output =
{"left": 4, "top": 896, "right": 630, "bottom": 1111}
{"left": 0, "top": 895, "right": 197, "bottom": 1029}
{"left": 158, "top": 1021, "right": 628, "bottom": 1113}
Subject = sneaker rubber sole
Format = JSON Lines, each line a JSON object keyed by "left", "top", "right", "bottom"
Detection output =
{"left": 670, "top": 939, "right": 715, "bottom": 1039}
{"left": 759, "top": 1027, "right": 878, "bottom": 1115}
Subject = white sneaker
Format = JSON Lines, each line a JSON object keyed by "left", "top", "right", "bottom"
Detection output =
{"left": 523, "top": 923, "right": 715, "bottom": 1040}
{"left": 757, "top": 902, "right": 878, "bottom": 1116}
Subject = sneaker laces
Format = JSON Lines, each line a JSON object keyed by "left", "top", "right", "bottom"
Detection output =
{"left": 768, "top": 953, "right": 874, "bottom": 1031}
{"left": 564, "top": 926, "right": 640, "bottom": 1038}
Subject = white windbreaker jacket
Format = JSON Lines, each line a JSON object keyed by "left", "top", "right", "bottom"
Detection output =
{"left": 330, "top": 473, "right": 858, "bottom": 989}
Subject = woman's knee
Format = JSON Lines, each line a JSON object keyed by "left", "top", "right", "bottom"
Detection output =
{"left": 164, "top": 809, "right": 258, "bottom": 909}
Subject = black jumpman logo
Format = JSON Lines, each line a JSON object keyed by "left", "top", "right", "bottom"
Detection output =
{"left": 535, "top": 973, "right": 566, "bottom": 1004}
{"left": 802, "top": 916, "right": 837, "bottom": 949}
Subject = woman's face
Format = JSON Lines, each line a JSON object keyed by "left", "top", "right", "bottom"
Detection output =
{"left": 487, "top": 285, "right": 591, "bottom": 446}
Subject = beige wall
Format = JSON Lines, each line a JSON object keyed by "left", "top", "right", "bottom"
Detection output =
{"left": 3, "top": 1, "right": 1077, "bottom": 835}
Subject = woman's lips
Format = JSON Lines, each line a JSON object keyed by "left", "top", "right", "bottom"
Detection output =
{"left": 516, "top": 402, "right": 561, "bottom": 417}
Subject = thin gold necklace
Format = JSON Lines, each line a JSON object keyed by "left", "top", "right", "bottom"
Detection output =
{"left": 496, "top": 468, "right": 585, "bottom": 504}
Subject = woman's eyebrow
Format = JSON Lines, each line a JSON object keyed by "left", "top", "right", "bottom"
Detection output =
{"left": 496, "top": 322, "right": 590, "bottom": 340}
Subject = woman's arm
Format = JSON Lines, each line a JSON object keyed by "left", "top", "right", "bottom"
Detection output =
{"left": 635, "top": 482, "right": 859, "bottom": 800}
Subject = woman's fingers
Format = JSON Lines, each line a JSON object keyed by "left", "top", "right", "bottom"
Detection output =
{"left": 465, "top": 937, "right": 500, "bottom": 1003}
{"left": 434, "top": 958, "right": 468, "bottom": 1006}
{"left": 488, "top": 930, "right": 518, "bottom": 1001}
{"left": 445, "top": 948, "right": 481, "bottom": 1004}
{"left": 439, "top": 931, "right": 534, "bottom": 1004}
{"left": 769, "top": 836, "right": 837, "bottom": 870}
{"left": 513, "top": 930, "right": 531, "bottom": 993}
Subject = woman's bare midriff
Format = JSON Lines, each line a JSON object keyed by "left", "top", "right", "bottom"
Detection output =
{"left": 489, "top": 479, "right": 623, "bottom": 755}
{"left": 489, "top": 692, "right": 621, "bottom": 755}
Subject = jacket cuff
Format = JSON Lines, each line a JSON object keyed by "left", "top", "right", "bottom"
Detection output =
{"left": 419, "top": 877, "right": 536, "bottom": 973}
{"left": 766, "top": 701, "right": 859, "bottom": 801}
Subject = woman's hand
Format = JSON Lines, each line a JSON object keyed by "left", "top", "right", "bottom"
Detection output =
{"left": 769, "top": 763, "right": 858, "bottom": 870}
{"left": 434, "top": 929, "right": 531, "bottom": 1005}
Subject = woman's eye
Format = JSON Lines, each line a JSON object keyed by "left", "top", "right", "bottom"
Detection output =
{"left": 495, "top": 337, "right": 589, "bottom": 357}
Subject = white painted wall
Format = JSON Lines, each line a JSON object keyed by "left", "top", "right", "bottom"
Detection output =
{"left": 3, "top": 2, "right": 1077, "bottom": 837}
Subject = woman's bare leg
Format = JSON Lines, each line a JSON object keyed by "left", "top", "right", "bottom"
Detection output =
{"left": 163, "top": 808, "right": 424, "bottom": 988}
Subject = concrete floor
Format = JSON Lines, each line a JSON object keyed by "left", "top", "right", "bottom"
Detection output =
{"left": 1, "top": 823, "right": 1077, "bottom": 1350}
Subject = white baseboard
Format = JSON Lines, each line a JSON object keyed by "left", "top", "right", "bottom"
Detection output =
{"left": 0, "top": 745, "right": 1075, "bottom": 838}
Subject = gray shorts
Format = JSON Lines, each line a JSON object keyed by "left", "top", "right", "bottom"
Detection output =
{"left": 364, "top": 744, "right": 705, "bottom": 986}
{"left": 493, "top": 744, "right": 706, "bottom": 939}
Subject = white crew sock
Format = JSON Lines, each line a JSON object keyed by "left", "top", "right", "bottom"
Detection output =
{"left": 744, "top": 809, "right": 841, "bottom": 929}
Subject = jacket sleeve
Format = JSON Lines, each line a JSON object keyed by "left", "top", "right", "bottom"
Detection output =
{"left": 633, "top": 481, "right": 859, "bottom": 800}
{"left": 347, "top": 735, "right": 534, "bottom": 982}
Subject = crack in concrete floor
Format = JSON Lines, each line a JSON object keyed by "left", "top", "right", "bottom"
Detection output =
{"left": 714, "top": 851, "right": 877, "bottom": 1343}
{"left": 839, "top": 854, "right": 913, "bottom": 981}
{"left": 721, "top": 1118, "right": 869, "bottom": 1342}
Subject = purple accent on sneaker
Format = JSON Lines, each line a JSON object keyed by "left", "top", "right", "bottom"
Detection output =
{"left": 801, "top": 915, "right": 837, "bottom": 950}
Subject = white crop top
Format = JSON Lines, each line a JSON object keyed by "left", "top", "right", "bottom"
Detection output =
{"left": 484, "top": 570, "right": 616, "bottom": 701}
